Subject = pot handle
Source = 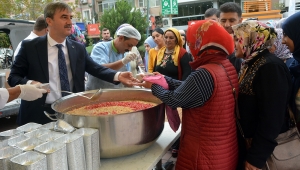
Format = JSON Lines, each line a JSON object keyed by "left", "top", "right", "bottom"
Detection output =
{"left": 44, "top": 111, "right": 58, "bottom": 121}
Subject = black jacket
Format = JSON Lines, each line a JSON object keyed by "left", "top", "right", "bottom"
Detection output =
{"left": 227, "top": 52, "right": 243, "bottom": 74}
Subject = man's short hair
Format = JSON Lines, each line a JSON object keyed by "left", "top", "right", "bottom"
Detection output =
{"left": 34, "top": 15, "right": 47, "bottom": 31}
{"left": 204, "top": 8, "right": 219, "bottom": 18}
{"left": 102, "top": 28, "right": 109, "bottom": 32}
{"left": 44, "top": 2, "right": 72, "bottom": 20}
{"left": 218, "top": 2, "right": 242, "bottom": 18}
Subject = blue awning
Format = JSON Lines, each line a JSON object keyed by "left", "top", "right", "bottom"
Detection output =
{"left": 76, "top": 22, "right": 86, "bottom": 31}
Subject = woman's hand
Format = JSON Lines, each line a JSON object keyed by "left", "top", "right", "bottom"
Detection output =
{"left": 245, "top": 161, "right": 261, "bottom": 170}
{"left": 133, "top": 79, "right": 153, "bottom": 89}
{"left": 152, "top": 72, "right": 162, "bottom": 76}
{"left": 141, "top": 81, "right": 153, "bottom": 89}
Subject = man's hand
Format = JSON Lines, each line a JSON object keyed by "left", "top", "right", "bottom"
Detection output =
{"left": 245, "top": 161, "right": 261, "bottom": 170}
{"left": 122, "top": 52, "right": 137, "bottom": 64}
{"left": 118, "top": 71, "right": 141, "bottom": 87}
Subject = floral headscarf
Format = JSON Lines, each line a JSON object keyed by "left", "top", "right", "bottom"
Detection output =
{"left": 274, "top": 28, "right": 292, "bottom": 60}
{"left": 265, "top": 20, "right": 277, "bottom": 28}
{"left": 68, "top": 24, "right": 86, "bottom": 44}
{"left": 275, "top": 18, "right": 286, "bottom": 29}
{"left": 232, "top": 21, "right": 277, "bottom": 62}
{"left": 186, "top": 20, "right": 234, "bottom": 69}
{"left": 187, "top": 20, "right": 234, "bottom": 59}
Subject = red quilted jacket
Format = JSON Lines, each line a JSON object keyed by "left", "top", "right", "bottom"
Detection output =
{"left": 175, "top": 60, "right": 239, "bottom": 170}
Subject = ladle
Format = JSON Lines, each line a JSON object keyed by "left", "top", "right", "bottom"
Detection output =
{"left": 57, "top": 88, "right": 102, "bottom": 100}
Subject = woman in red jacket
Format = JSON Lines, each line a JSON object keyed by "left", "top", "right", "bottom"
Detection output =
{"left": 139, "top": 20, "right": 239, "bottom": 169}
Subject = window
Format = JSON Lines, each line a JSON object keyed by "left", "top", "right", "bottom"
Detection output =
{"left": 139, "top": 0, "right": 144, "bottom": 7}
{"left": 126, "top": 0, "right": 135, "bottom": 6}
{"left": 176, "top": 2, "right": 213, "bottom": 17}
{"left": 102, "top": 2, "right": 116, "bottom": 12}
{"left": 83, "top": 10, "right": 91, "bottom": 20}
{"left": 98, "top": 2, "right": 103, "bottom": 13}
{"left": 155, "top": 0, "right": 160, "bottom": 6}
{"left": 103, "top": 3, "right": 108, "bottom": 11}
{"left": 150, "top": 0, "right": 160, "bottom": 7}
{"left": 108, "top": 3, "right": 114, "bottom": 9}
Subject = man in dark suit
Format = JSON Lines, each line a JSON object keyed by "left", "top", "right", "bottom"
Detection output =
{"left": 8, "top": 2, "right": 139, "bottom": 125}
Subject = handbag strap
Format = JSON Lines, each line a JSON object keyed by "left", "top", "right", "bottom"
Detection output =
{"left": 210, "top": 63, "right": 246, "bottom": 138}
{"left": 288, "top": 106, "right": 297, "bottom": 128}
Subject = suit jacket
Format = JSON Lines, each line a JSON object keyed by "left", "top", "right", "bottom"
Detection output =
{"left": 8, "top": 35, "right": 117, "bottom": 125}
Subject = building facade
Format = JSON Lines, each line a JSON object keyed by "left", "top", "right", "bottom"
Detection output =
{"left": 66, "top": 0, "right": 299, "bottom": 32}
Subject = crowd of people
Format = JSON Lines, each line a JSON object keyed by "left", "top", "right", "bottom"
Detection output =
{"left": 2, "top": 1, "right": 300, "bottom": 169}
{"left": 137, "top": 2, "right": 300, "bottom": 170}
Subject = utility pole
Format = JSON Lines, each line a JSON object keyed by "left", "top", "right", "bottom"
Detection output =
{"left": 146, "top": 0, "right": 150, "bottom": 37}
{"left": 169, "top": 0, "right": 173, "bottom": 27}
{"left": 92, "top": 0, "right": 96, "bottom": 23}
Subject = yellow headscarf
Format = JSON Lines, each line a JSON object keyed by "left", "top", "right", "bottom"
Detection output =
{"left": 156, "top": 28, "right": 183, "bottom": 66}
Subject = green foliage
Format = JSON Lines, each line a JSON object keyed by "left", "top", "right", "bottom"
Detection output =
{"left": 138, "top": 45, "right": 145, "bottom": 59}
{"left": 99, "top": 0, "right": 148, "bottom": 47}
{"left": 87, "top": 37, "right": 94, "bottom": 46}
{"left": 0, "top": 33, "right": 11, "bottom": 48}
{"left": 0, "top": 0, "right": 54, "bottom": 20}
{"left": 85, "top": 37, "right": 95, "bottom": 55}
{"left": 86, "top": 45, "right": 94, "bottom": 55}
{"left": 67, "top": 1, "right": 81, "bottom": 19}
{"left": 0, "top": 0, "right": 13, "bottom": 18}
{"left": 274, "top": 2, "right": 286, "bottom": 10}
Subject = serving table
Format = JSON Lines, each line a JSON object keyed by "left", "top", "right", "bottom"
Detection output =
{"left": 100, "top": 122, "right": 181, "bottom": 170}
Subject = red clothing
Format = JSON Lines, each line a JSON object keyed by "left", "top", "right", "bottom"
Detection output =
{"left": 175, "top": 60, "right": 238, "bottom": 170}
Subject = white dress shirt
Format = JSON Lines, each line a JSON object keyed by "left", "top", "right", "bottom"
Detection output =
{"left": 45, "top": 34, "right": 73, "bottom": 103}
{"left": 25, "top": 35, "right": 120, "bottom": 104}
{"left": 14, "top": 32, "right": 39, "bottom": 59}
{"left": 0, "top": 88, "right": 9, "bottom": 109}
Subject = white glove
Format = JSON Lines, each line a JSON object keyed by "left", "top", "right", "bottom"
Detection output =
{"left": 18, "top": 84, "right": 47, "bottom": 101}
{"left": 122, "top": 52, "right": 137, "bottom": 65}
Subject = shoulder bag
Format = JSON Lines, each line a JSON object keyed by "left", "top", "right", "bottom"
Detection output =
{"left": 264, "top": 107, "right": 300, "bottom": 170}
{"left": 222, "top": 62, "right": 300, "bottom": 170}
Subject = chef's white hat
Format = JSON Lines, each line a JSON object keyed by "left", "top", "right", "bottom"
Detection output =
{"left": 116, "top": 24, "right": 141, "bottom": 41}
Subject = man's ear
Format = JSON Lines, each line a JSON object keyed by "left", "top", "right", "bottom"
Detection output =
{"left": 45, "top": 17, "right": 51, "bottom": 27}
{"left": 118, "top": 35, "right": 124, "bottom": 41}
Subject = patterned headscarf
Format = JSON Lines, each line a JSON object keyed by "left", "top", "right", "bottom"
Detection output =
{"left": 68, "top": 24, "right": 86, "bottom": 44}
{"left": 232, "top": 21, "right": 277, "bottom": 62}
{"left": 275, "top": 18, "right": 286, "bottom": 29}
{"left": 186, "top": 20, "right": 234, "bottom": 69}
{"left": 274, "top": 28, "right": 292, "bottom": 60}
{"left": 265, "top": 20, "right": 277, "bottom": 28}
{"left": 187, "top": 20, "right": 234, "bottom": 59}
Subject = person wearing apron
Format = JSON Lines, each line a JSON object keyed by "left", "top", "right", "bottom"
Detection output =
{"left": 86, "top": 24, "right": 141, "bottom": 90}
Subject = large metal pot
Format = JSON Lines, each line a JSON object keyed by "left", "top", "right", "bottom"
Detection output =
{"left": 51, "top": 88, "right": 165, "bottom": 158}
